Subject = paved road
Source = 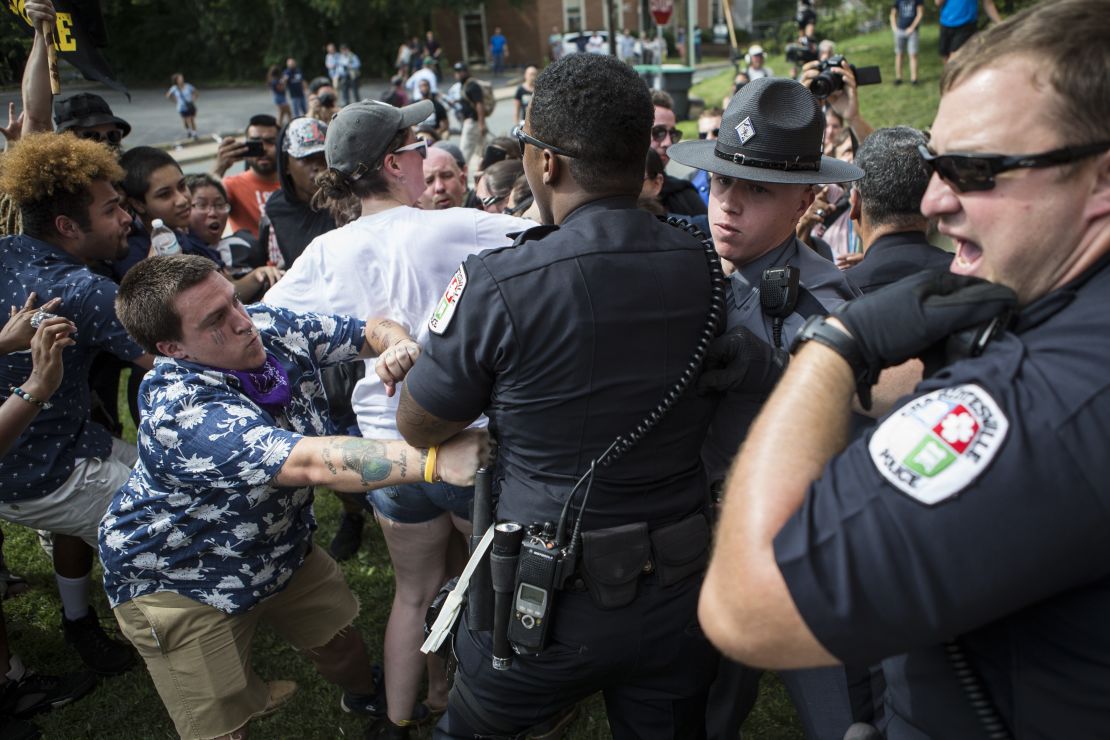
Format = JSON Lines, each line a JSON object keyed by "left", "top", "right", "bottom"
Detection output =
{"left": 1, "top": 63, "right": 727, "bottom": 175}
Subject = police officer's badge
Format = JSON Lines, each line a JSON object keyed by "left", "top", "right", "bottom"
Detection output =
{"left": 868, "top": 384, "right": 1009, "bottom": 505}
{"left": 735, "top": 116, "right": 756, "bottom": 145}
{"left": 429, "top": 264, "right": 466, "bottom": 335}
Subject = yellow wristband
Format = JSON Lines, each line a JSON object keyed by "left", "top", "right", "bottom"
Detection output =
{"left": 424, "top": 446, "right": 439, "bottom": 484}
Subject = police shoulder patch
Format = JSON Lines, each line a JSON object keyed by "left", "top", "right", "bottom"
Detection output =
{"left": 867, "top": 384, "right": 1009, "bottom": 506}
{"left": 429, "top": 264, "right": 467, "bottom": 336}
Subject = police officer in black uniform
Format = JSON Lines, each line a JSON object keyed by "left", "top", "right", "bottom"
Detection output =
{"left": 700, "top": 1, "right": 1110, "bottom": 737}
{"left": 398, "top": 53, "right": 723, "bottom": 738}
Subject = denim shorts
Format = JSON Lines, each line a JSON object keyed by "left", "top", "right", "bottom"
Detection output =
{"left": 368, "top": 481, "right": 474, "bottom": 524}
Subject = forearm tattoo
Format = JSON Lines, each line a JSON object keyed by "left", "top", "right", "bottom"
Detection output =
{"left": 338, "top": 438, "right": 392, "bottom": 488}
{"left": 368, "top": 319, "right": 401, "bottom": 354}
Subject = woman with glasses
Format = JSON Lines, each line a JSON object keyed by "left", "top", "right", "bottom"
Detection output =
{"left": 263, "top": 100, "right": 534, "bottom": 737}
{"left": 184, "top": 174, "right": 282, "bottom": 302}
{"left": 475, "top": 159, "right": 524, "bottom": 214}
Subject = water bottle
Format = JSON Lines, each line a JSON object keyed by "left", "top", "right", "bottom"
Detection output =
{"left": 150, "top": 219, "right": 181, "bottom": 256}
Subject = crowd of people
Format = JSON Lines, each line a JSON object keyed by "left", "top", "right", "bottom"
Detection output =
{"left": 0, "top": 0, "right": 1108, "bottom": 738}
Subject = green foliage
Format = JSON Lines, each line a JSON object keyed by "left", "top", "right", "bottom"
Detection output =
{"left": 92, "top": 0, "right": 476, "bottom": 84}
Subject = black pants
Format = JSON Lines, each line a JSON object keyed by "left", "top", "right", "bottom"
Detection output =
{"left": 435, "top": 572, "right": 715, "bottom": 739}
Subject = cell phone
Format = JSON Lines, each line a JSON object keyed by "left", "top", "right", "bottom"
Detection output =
{"left": 243, "top": 139, "right": 266, "bottom": 158}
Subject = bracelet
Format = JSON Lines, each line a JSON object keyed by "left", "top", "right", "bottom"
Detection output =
{"left": 8, "top": 386, "right": 51, "bottom": 410}
{"left": 424, "top": 446, "right": 440, "bottom": 484}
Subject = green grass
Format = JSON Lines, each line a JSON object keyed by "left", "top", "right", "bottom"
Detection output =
{"left": 0, "top": 372, "right": 806, "bottom": 737}
{"left": 679, "top": 23, "right": 946, "bottom": 139}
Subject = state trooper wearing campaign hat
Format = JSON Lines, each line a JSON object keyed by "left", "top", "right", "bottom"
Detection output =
{"left": 670, "top": 75, "right": 862, "bottom": 185}
{"left": 674, "top": 76, "right": 867, "bottom": 739}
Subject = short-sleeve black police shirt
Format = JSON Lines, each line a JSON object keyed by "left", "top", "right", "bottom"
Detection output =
{"left": 405, "top": 197, "right": 718, "bottom": 530}
{"left": 775, "top": 255, "right": 1110, "bottom": 737}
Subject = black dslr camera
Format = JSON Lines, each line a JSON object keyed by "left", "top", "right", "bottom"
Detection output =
{"left": 810, "top": 55, "right": 882, "bottom": 98}
{"left": 785, "top": 37, "right": 819, "bottom": 66}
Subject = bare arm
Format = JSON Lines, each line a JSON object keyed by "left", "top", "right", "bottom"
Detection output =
{"left": 909, "top": 5, "right": 925, "bottom": 32}
{"left": 274, "top": 428, "right": 489, "bottom": 490}
{"left": 982, "top": 0, "right": 1002, "bottom": 23}
{"left": 21, "top": 1, "right": 56, "bottom": 136}
{"left": 0, "top": 316, "right": 74, "bottom": 458}
{"left": 359, "top": 317, "right": 413, "bottom": 359}
{"left": 396, "top": 383, "right": 471, "bottom": 449}
{"left": 700, "top": 329, "right": 856, "bottom": 669}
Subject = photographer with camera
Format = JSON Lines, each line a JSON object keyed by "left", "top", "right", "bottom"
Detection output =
{"left": 800, "top": 57, "right": 877, "bottom": 145}
{"left": 212, "top": 114, "right": 281, "bottom": 238}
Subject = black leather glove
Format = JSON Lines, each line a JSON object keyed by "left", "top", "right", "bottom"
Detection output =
{"left": 830, "top": 270, "right": 1017, "bottom": 382}
{"left": 698, "top": 326, "right": 789, "bottom": 396}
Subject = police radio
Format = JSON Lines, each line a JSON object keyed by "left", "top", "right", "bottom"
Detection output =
{"left": 760, "top": 266, "right": 801, "bottom": 348}
{"left": 506, "top": 523, "right": 571, "bottom": 656}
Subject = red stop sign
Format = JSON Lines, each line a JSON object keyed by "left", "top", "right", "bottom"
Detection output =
{"left": 651, "top": 0, "right": 673, "bottom": 25}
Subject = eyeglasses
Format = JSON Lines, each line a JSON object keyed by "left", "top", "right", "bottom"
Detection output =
{"left": 697, "top": 129, "right": 720, "bottom": 140}
{"left": 77, "top": 129, "right": 124, "bottom": 145}
{"left": 511, "top": 125, "right": 576, "bottom": 158}
{"left": 480, "top": 192, "right": 509, "bottom": 208}
{"left": 917, "top": 141, "right": 1110, "bottom": 193}
{"left": 192, "top": 199, "right": 231, "bottom": 213}
{"left": 651, "top": 125, "right": 683, "bottom": 143}
{"left": 393, "top": 139, "right": 428, "bottom": 159}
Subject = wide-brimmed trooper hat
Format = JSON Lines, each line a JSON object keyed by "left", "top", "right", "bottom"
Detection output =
{"left": 668, "top": 77, "right": 863, "bottom": 185}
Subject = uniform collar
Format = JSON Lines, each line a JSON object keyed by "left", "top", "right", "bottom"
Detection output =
{"left": 1014, "top": 251, "right": 1110, "bottom": 332}
{"left": 560, "top": 195, "right": 639, "bottom": 226}
{"left": 736, "top": 234, "right": 798, "bottom": 289}
{"left": 864, "top": 229, "right": 931, "bottom": 256}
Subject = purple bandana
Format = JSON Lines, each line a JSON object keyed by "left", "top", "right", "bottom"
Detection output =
{"left": 226, "top": 352, "right": 291, "bottom": 416}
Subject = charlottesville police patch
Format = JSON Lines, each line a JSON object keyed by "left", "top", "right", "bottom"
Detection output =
{"left": 868, "top": 384, "right": 1009, "bottom": 505}
{"left": 429, "top": 264, "right": 467, "bottom": 335}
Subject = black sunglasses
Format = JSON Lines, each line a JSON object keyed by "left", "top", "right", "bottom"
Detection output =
{"left": 698, "top": 129, "right": 720, "bottom": 140}
{"left": 917, "top": 141, "right": 1110, "bottom": 192}
{"left": 651, "top": 125, "right": 683, "bottom": 143}
{"left": 511, "top": 125, "right": 576, "bottom": 158}
{"left": 77, "top": 129, "right": 124, "bottom": 145}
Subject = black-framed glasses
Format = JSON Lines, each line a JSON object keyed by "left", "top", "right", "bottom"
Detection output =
{"left": 917, "top": 141, "right": 1110, "bottom": 193}
{"left": 511, "top": 125, "right": 576, "bottom": 158}
{"left": 77, "top": 129, "right": 124, "bottom": 145}
{"left": 651, "top": 125, "right": 683, "bottom": 143}
{"left": 698, "top": 129, "right": 720, "bottom": 140}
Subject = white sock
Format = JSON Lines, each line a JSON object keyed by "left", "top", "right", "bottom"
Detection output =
{"left": 4, "top": 653, "right": 25, "bottom": 682}
{"left": 56, "top": 572, "right": 91, "bottom": 622}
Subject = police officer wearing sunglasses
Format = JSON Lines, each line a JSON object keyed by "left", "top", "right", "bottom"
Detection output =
{"left": 399, "top": 53, "right": 722, "bottom": 738}
{"left": 700, "top": 2, "right": 1110, "bottom": 738}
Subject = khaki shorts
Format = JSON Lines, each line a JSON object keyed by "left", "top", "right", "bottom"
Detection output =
{"left": 113, "top": 545, "right": 358, "bottom": 739}
{"left": 0, "top": 437, "right": 137, "bottom": 547}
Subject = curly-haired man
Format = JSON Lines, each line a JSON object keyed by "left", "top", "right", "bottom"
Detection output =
{"left": 0, "top": 133, "right": 155, "bottom": 676}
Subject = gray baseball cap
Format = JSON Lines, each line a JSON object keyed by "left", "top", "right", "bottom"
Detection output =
{"left": 325, "top": 100, "right": 433, "bottom": 180}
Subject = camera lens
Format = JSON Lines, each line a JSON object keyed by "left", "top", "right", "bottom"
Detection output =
{"left": 811, "top": 72, "right": 841, "bottom": 99}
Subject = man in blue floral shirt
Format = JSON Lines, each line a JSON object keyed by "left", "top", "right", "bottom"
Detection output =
{"left": 0, "top": 133, "right": 155, "bottom": 678}
{"left": 102, "top": 255, "right": 487, "bottom": 739}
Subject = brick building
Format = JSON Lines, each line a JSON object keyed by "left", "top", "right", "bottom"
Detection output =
{"left": 431, "top": 0, "right": 729, "bottom": 69}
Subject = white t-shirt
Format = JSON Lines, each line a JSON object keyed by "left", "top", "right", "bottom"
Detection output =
{"left": 406, "top": 68, "right": 438, "bottom": 98}
{"left": 263, "top": 205, "right": 534, "bottom": 438}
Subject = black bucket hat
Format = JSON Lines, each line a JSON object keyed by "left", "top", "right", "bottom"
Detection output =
{"left": 668, "top": 77, "right": 862, "bottom": 185}
{"left": 53, "top": 93, "right": 131, "bottom": 137}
